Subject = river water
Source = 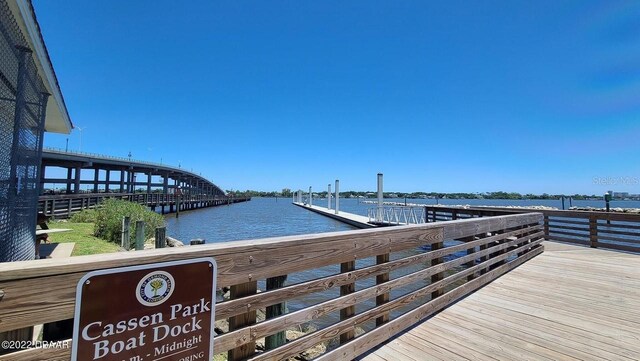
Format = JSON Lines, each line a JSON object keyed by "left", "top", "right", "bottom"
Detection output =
{"left": 166, "top": 197, "right": 639, "bottom": 243}
{"left": 165, "top": 197, "right": 639, "bottom": 331}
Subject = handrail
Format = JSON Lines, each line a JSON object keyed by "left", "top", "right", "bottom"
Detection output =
{"left": 368, "top": 206, "right": 426, "bottom": 225}
{"left": 424, "top": 205, "right": 640, "bottom": 253}
{"left": 43, "top": 147, "right": 208, "bottom": 182}
{"left": 0, "top": 212, "right": 543, "bottom": 360}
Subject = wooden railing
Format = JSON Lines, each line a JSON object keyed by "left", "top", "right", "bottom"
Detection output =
{"left": 0, "top": 213, "right": 543, "bottom": 360}
{"left": 424, "top": 205, "right": 640, "bottom": 253}
{"left": 37, "top": 193, "right": 251, "bottom": 218}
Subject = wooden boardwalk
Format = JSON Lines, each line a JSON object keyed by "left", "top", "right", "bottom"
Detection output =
{"left": 361, "top": 241, "right": 640, "bottom": 361}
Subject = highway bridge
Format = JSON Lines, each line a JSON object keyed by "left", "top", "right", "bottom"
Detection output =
{"left": 38, "top": 148, "right": 249, "bottom": 217}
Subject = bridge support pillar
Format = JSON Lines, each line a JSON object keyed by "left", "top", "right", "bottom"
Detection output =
{"left": 105, "top": 170, "right": 110, "bottom": 193}
{"left": 74, "top": 165, "right": 81, "bottom": 194}
{"left": 65, "top": 168, "right": 72, "bottom": 194}
{"left": 119, "top": 170, "right": 125, "bottom": 193}
{"left": 93, "top": 168, "right": 99, "bottom": 193}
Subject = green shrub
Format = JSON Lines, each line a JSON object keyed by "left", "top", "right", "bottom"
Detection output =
{"left": 93, "top": 199, "right": 165, "bottom": 247}
{"left": 70, "top": 209, "right": 97, "bottom": 223}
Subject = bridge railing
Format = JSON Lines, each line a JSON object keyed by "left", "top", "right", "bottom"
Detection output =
{"left": 44, "top": 147, "right": 174, "bottom": 171}
{"left": 0, "top": 212, "right": 543, "bottom": 360}
{"left": 38, "top": 193, "right": 251, "bottom": 218}
{"left": 424, "top": 205, "right": 640, "bottom": 254}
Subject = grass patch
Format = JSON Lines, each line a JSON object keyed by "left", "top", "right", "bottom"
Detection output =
{"left": 47, "top": 222, "right": 121, "bottom": 256}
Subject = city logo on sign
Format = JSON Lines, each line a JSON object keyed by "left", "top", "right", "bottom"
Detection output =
{"left": 136, "top": 271, "right": 175, "bottom": 306}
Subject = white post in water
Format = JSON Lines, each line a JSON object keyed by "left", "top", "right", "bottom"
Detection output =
{"left": 377, "top": 173, "right": 383, "bottom": 222}
{"left": 335, "top": 179, "right": 340, "bottom": 214}
{"left": 309, "top": 186, "right": 312, "bottom": 206}
{"left": 327, "top": 183, "right": 332, "bottom": 209}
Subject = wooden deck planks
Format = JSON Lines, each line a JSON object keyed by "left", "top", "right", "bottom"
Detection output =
{"left": 361, "top": 241, "right": 640, "bottom": 361}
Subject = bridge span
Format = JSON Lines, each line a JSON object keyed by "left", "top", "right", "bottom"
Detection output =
{"left": 38, "top": 148, "right": 249, "bottom": 217}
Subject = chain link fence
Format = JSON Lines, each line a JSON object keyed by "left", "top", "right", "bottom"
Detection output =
{"left": 0, "top": 0, "right": 48, "bottom": 262}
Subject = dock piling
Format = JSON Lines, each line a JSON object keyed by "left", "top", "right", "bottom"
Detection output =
{"left": 377, "top": 173, "right": 383, "bottom": 222}
{"left": 121, "top": 216, "right": 130, "bottom": 250}
{"left": 135, "top": 220, "right": 145, "bottom": 250}
{"left": 335, "top": 179, "right": 339, "bottom": 214}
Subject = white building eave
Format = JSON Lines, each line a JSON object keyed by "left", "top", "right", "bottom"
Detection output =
{"left": 9, "top": 0, "right": 73, "bottom": 134}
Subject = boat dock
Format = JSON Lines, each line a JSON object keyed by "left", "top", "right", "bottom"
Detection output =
{"left": 292, "top": 201, "right": 376, "bottom": 228}
{"left": 2, "top": 209, "right": 639, "bottom": 360}
{"left": 360, "top": 240, "right": 640, "bottom": 361}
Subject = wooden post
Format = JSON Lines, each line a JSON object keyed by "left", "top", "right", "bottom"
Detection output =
{"left": 176, "top": 193, "right": 180, "bottom": 218}
{"left": 479, "top": 234, "right": 488, "bottom": 275}
{"left": 155, "top": 227, "right": 166, "bottom": 249}
{"left": 431, "top": 239, "right": 444, "bottom": 299}
{"left": 135, "top": 220, "right": 145, "bottom": 250}
{"left": 121, "top": 216, "right": 130, "bottom": 250}
{"left": 376, "top": 253, "right": 390, "bottom": 326}
{"left": 265, "top": 275, "right": 287, "bottom": 350}
{"left": 228, "top": 281, "right": 258, "bottom": 360}
{"left": 543, "top": 215, "right": 549, "bottom": 239}
{"left": 589, "top": 215, "right": 598, "bottom": 248}
{"left": 340, "top": 261, "right": 355, "bottom": 344}
{"left": 464, "top": 236, "right": 476, "bottom": 281}
{"left": 496, "top": 230, "right": 506, "bottom": 267}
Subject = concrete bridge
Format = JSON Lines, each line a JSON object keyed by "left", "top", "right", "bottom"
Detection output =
{"left": 38, "top": 148, "right": 249, "bottom": 217}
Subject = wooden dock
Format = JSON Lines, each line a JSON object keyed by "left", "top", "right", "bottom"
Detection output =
{"left": 3, "top": 210, "right": 640, "bottom": 360}
{"left": 361, "top": 241, "right": 640, "bottom": 361}
{"left": 292, "top": 202, "right": 376, "bottom": 228}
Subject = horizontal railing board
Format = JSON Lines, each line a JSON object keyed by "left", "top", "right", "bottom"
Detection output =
{"left": 252, "top": 240, "right": 543, "bottom": 361}
{"left": 0, "top": 227, "right": 443, "bottom": 332}
{"left": 597, "top": 228, "right": 640, "bottom": 237}
{"left": 549, "top": 224, "right": 590, "bottom": 232}
{"left": 596, "top": 243, "right": 640, "bottom": 253}
{"left": 441, "top": 213, "right": 542, "bottom": 240}
{"left": 595, "top": 235, "right": 640, "bottom": 245}
{"left": 215, "top": 233, "right": 543, "bottom": 353}
{"left": 216, "top": 224, "right": 541, "bottom": 320}
{"left": 0, "top": 223, "right": 444, "bottom": 282}
{"left": 1, "top": 214, "right": 541, "bottom": 283}
{"left": 548, "top": 229, "right": 590, "bottom": 238}
{"left": 545, "top": 235, "right": 590, "bottom": 245}
{"left": 315, "top": 246, "right": 544, "bottom": 361}
{"left": 597, "top": 222, "right": 640, "bottom": 231}
{"left": 548, "top": 218, "right": 590, "bottom": 226}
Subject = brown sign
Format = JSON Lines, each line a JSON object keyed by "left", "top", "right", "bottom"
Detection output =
{"left": 72, "top": 258, "right": 216, "bottom": 361}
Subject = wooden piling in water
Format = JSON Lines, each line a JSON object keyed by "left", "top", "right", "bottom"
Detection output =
{"left": 265, "top": 275, "right": 287, "bottom": 350}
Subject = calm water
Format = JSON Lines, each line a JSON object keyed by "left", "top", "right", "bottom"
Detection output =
{"left": 165, "top": 197, "right": 357, "bottom": 243}
{"left": 166, "top": 197, "right": 640, "bottom": 243}
{"left": 165, "top": 197, "right": 639, "bottom": 331}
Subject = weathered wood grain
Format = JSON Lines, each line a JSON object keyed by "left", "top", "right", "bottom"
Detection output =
{"left": 317, "top": 247, "right": 544, "bottom": 361}
{"left": 216, "top": 224, "right": 537, "bottom": 320}
{"left": 214, "top": 235, "right": 543, "bottom": 354}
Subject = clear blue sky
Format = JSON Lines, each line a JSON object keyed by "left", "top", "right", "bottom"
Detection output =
{"left": 35, "top": 1, "right": 639, "bottom": 194}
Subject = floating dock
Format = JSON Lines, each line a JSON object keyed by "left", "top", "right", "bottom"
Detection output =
{"left": 292, "top": 202, "right": 376, "bottom": 228}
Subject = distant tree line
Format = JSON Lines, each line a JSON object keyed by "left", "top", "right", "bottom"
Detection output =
{"left": 225, "top": 189, "right": 605, "bottom": 200}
